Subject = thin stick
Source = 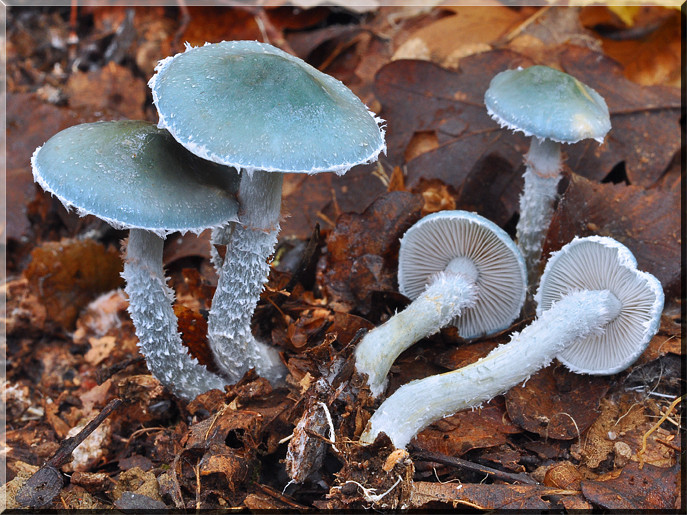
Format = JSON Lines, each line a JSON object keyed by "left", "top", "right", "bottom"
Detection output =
{"left": 638, "top": 394, "right": 684, "bottom": 469}
{"left": 411, "top": 448, "right": 537, "bottom": 485}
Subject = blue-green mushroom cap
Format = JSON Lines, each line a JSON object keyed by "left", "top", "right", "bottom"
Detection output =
{"left": 484, "top": 65, "right": 611, "bottom": 144}
{"left": 149, "top": 40, "right": 386, "bottom": 175}
{"left": 31, "top": 121, "right": 240, "bottom": 237}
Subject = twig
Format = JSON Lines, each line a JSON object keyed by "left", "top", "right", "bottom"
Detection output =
{"left": 16, "top": 398, "right": 123, "bottom": 508}
{"left": 638, "top": 394, "right": 684, "bottom": 469}
{"left": 411, "top": 448, "right": 537, "bottom": 485}
{"left": 95, "top": 355, "right": 145, "bottom": 384}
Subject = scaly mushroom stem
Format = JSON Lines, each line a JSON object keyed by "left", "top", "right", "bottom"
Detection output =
{"left": 123, "top": 229, "right": 228, "bottom": 400}
{"left": 355, "top": 257, "right": 480, "bottom": 398}
{"left": 516, "top": 137, "right": 562, "bottom": 297}
{"left": 208, "top": 170, "right": 287, "bottom": 384}
{"left": 360, "top": 289, "right": 621, "bottom": 449}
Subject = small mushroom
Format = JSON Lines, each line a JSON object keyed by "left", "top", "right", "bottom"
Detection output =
{"left": 354, "top": 211, "right": 527, "bottom": 398}
{"left": 360, "top": 236, "right": 663, "bottom": 448}
{"left": 149, "top": 41, "right": 386, "bottom": 384}
{"left": 484, "top": 65, "right": 611, "bottom": 295}
{"left": 32, "top": 120, "right": 241, "bottom": 400}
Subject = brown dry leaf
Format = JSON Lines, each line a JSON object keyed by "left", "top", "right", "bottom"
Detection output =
{"left": 575, "top": 394, "right": 648, "bottom": 469}
{"left": 411, "top": 482, "right": 557, "bottom": 509}
{"left": 633, "top": 331, "right": 681, "bottom": 366}
{"left": 580, "top": 462, "right": 680, "bottom": 510}
{"left": 281, "top": 163, "right": 390, "bottom": 240}
{"left": 6, "top": 93, "right": 122, "bottom": 244}
{"left": 320, "top": 191, "right": 423, "bottom": 313}
{"left": 173, "top": 305, "right": 219, "bottom": 374}
{"left": 413, "top": 398, "right": 522, "bottom": 457}
{"left": 84, "top": 336, "right": 117, "bottom": 366}
{"left": 544, "top": 173, "right": 681, "bottom": 307}
{"left": 505, "top": 364, "right": 610, "bottom": 440}
{"left": 24, "top": 239, "right": 124, "bottom": 331}
{"left": 435, "top": 340, "right": 500, "bottom": 370}
{"left": 558, "top": 45, "right": 681, "bottom": 187}
{"left": 175, "top": 7, "right": 263, "bottom": 48}
{"left": 596, "top": 9, "right": 681, "bottom": 87}
{"left": 73, "top": 289, "right": 129, "bottom": 345}
{"left": 162, "top": 230, "right": 212, "bottom": 266}
{"left": 287, "top": 308, "right": 332, "bottom": 349}
{"left": 65, "top": 62, "right": 146, "bottom": 120}
{"left": 393, "top": 6, "right": 527, "bottom": 67}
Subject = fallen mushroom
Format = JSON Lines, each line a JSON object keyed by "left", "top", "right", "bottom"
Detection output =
{"left": 149, "top": 41, "right": 386, "bottom": 384}
{"left": 31, "top": 120, "right": 240, "bottom": 400}
{"left": 360, "top": 236, "right": 663, "bottom": 448}
{"left": 484, "top": 66, "right": 611, "bottom": 295}
{"left": 354, "top": 211, "right": 526, "bottom": 398}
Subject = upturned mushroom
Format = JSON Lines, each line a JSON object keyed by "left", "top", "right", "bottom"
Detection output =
{"left": 354, "top": 211, "right": 527, "bottom": 398}
{"left": 32, "top": 120, "right": 241, "bottom": 400}
{"left": 360, "top": 236, "right": 664, "bottom": 449}
{"left": 484, "top": 65, "right": 611, "bottom": 294}
{"left": 149, "top": 40, "right": 386, "bottom": 384}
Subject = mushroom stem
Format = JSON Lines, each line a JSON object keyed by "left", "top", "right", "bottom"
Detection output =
{"left": 123, "top": 228, "right": 228, "bottom": 400}
{"left": 355, "top": 263, "right": 480, "bottom": 398}
{"left": 208, "top": 170, "right": 287, "bottom": 384}
{"left": 516, "top": 137, "right": 562, "bottom": 297}
{"left": 360, "top": 289, "right": 621, "bottom": 449}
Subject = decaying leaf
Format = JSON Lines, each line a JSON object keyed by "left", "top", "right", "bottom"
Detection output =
{"left": 505, "top": 364, "right": 610, "bottom": 440}
{"left": 581, "top": 462, "right": 680, "bottom": 510}
{"left": 24, "top": 239, "right": 124, "bottom": 331}
{"left": 410, "top": 481, "right": 562, "bottom": 509}
{"left": 320, "top": 191, "right": 423, "bottom": 314}
{"left": 544, "top": 173, "right": 681, "bottom": 306}
{"left": 413, "top": 398, "right": 522, "bottom": 457}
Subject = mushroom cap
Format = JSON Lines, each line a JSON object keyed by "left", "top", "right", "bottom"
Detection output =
{"left": 149, "top": 40, "right": 386, "bottom": 175}
{"left": 484, "top": 65, "right": 611, "bottom": 144}
{"left": 32, "top": 121, "right": 240, "bottom": 236}
{"left": 398, "top": 210, "right": 526, "bottom": 339}
{"left": 535, "top": 236, "right": 664, "bottom": 375}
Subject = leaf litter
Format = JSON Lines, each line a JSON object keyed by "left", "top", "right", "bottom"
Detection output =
{"left": 4, "top": 4, "right": 682, "bottom": 511}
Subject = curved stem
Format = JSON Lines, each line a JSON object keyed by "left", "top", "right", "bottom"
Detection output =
{"left": 516, "top": 137, "right": 562, "bottom": 299}
{"left": 123, "top": 229, "right": 227, "bottom": 400}
{"left": 354, "top": 268, "right": 479, "bottom": 398}
{"left": 360, "top": 289, "right": 621, "bottom": 448}
{"left": 207, "top": 170, "right": 287, "bottom": 384}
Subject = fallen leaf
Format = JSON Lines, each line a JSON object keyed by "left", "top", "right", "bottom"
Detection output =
{"left": 173, "top": 305, "right": 220, "bottom": 374}
{"left": 84, "top": 336, "right": 117, "bottom": 366}
{"left": 558, "top": 45, "right": 681, "bottom": 187}
{"left": 392, "top": 6, "right": 526, "bottom": 67}
{"left": 544, "top": 173, "right": 681, "bottom": 307}
{"left": 319, "top": 191, "right": 423, "bottom": 313}
{"left": 580, "top": 462, "right": 679, "bottom": 510}
{"left": 411, "top": 481, "right": 556, "bottom": 509}
{"left": 24, "top": 239, "right": 124, "bottom": 330}
{"left": 505, "top": 364, "right": 609, "bottom": 440}
{"left": 65, "top": 62, "right": 147, "bottom": 120}
{"left": 413, "top": 397, "right": 522, "bottom": 457}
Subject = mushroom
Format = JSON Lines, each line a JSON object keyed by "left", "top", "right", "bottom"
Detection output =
{"left": 354, "top": 211, "right": 527, "bottom": 398}
{"left": 484, "top": 65, "right": 611, "bottom": 294}
{"left": 31, "top": 120, "right": 241, "bottom": 400}
{"left": 149, "top": 41, "right": 386, "bottom": 384}
{"left": 360, "top": 236, "right": 664, "bottom": 448}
